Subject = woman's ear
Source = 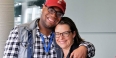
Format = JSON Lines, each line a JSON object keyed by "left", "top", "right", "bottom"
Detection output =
{"left": 72, "top": 31, "right": 76, "bottom": 39}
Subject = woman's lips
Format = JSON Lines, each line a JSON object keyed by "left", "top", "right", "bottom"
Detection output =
{"left": 59, "top": 40, "right": 66, "bottom": 44}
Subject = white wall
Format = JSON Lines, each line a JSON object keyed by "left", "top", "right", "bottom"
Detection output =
{"left": 65, "top": 0, "right": 116, "bottom": 58}
{"left": 80, "top": 32, "right": 116, "bottom": 58}
{"left": 65, "top": 0, "right": 116, "bottom": 32}
{"left": 0, "top": 0, "right": 14, "bottom": 57}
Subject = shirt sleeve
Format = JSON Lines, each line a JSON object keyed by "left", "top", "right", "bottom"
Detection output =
{"left": 3, "top": 26, "right": 20, "bottom": 58}
{"left": 79, "top": 41, "right": 95, "bottom": 57}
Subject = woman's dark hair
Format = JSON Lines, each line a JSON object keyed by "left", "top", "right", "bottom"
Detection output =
{"left": 58, "top": 17, "right": 84, "bottom": 44}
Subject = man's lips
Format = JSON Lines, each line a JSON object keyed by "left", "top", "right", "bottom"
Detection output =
{"left": 48, "top": 18, "right": 54, "bottom": 23}
{"left": 46, "top": 15, "right": 55, "bottom": 23}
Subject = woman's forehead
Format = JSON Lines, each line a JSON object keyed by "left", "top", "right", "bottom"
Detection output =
{"left": 55, "top": 24, "right": 70, "bottom": 31}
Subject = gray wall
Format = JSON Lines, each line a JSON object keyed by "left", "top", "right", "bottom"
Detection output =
{"left": 65, "top": 0, "right": 116, "bottom": 58}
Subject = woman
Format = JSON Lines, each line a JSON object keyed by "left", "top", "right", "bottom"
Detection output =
{"left": 55, "top": 17, "right": 90, "bottom": 58}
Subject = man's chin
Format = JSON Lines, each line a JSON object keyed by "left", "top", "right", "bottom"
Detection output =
{"left": 47, "top": 25, "right": 55, "bottom": 29}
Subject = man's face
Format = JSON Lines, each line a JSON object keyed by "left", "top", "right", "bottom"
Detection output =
{"left": 40, "top": 5, "right": 64, "bottom": 29}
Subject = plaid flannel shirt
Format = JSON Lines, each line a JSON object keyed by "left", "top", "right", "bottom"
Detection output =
{"left": 3, "top": 26, "right": 95, "bottom": 58}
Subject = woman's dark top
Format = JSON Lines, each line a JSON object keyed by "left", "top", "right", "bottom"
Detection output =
{"left": 61, "top": 42, "right": 90, "bottom": 58}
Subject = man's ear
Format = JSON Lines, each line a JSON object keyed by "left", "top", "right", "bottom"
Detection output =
{"left": 42, "top": 4, "right": 46, "bottom": 9}
{"left": 41, "top": 4, "right": 46, "bottom": 12}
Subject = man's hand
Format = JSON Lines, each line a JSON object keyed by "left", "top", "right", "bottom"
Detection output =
{"left": 70, "top": 46, "right": 87, "bottom": 58}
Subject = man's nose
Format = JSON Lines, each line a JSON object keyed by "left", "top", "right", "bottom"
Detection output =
{"left": 51, "top": 12, "right": 57, "bottom": 17}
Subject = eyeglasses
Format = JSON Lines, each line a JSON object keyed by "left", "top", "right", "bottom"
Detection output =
{"left": 46, "top": 6, "right": 63, "bottom": 18}
{"left": 55, "top": 31, "right": 71, "bottom": 38}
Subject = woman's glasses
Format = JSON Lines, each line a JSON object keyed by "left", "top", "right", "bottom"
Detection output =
{"left": 55, "top": 31, "right": 72, "bottom": 38}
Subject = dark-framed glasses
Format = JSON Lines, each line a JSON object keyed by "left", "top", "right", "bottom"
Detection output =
{"left": 55, "top": 31, "right": 71, "bottom": 38}
{"left": 46, "top": 6, "right": 63, "bottom": 18}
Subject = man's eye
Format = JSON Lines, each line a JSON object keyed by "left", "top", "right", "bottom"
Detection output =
{"left": 57, "top": 12, "right": 62, "bottom": 16}
{"left": 49, "top": 8, "right": 54, "bottom": 13}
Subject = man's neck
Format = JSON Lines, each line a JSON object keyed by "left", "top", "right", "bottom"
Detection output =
{"left": 38, "top": 21, "right": 52, "bottom": 36}
{"left": 40, "top": 28, "right": 52, "bottom": 36}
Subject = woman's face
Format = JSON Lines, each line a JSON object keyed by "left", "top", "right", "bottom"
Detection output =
{"left": 55, "top": 24, "right": 76, "bottom": 49}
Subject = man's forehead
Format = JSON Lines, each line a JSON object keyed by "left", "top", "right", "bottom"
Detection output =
{"left": 49, "top": 6, "right": 62, "bottom": 12}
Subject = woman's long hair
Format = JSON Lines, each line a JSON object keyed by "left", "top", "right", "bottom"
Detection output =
{"left": 58, "top": 17, "right": 84, "bottom": 45}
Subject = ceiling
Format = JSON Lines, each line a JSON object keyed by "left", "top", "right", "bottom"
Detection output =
{"left": 14, "top": 0, "right": 38, "bottom": 3}
{"left": 14, "top": 0, "right": 45, "bottom": 17}
{"left": 14, "top": 0, "right": 45, "bottom": 7}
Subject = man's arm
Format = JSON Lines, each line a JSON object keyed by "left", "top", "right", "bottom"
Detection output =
{"left": 70, "top": 41, "right": 95, "bottom": 58}
{"left": 3, "top": 26, "right": 19, "bottom": 58}
{"left": 79, "top": 41, "right": 95, "bottom": 57}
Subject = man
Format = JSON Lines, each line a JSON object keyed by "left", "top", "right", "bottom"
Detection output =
{"left": 3, "top": 0, "right": 95, "bottom": 58}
